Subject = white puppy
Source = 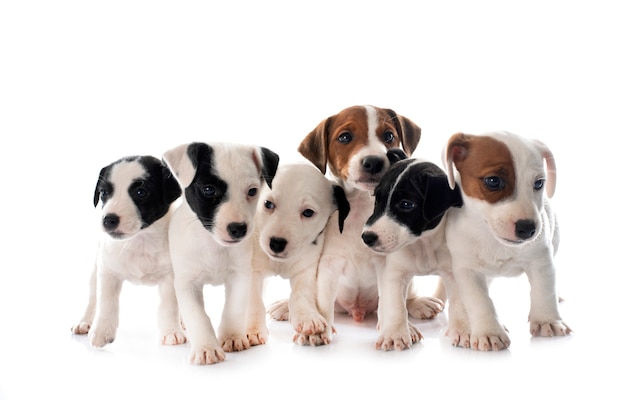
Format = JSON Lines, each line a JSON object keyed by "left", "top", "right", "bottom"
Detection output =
{"left": 71, "top": 155, "right": 185, "bottom": 348}
{"left": 443, "top": 131, "right": 571, "bottom": 351}
{"left": 164, "top": 142, "right": 279, "bottom": 365}
{"left": 247, "top": 163, "right": 350, "bottom": 346}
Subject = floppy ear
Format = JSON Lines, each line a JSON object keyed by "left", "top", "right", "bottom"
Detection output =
{"left": 383, "top": 108, "right": 421, "bottom": 156}
{"left": 386, "top": 148, "right": 408, "bottom": 165}
{"left": 419, "top": 174, "right": 464, "bottom": 223}
{"left": 443, "top": 133, "right": 471, "bottom": 190}
{"left": 533, "top": 139, "right": 557, "bottom": 198}
{"left": 93, "top": 166, "right": 108, "bottom": 207}
{"left": 332, "top": 185, "right": 351, "bottom": 234}
{"left": 161, "top": 163, "right": 182, "bottom": 204}
{"left": 298, "top": 118, "right": 331, "bottom": 174}
{"left": 162, "top": 143, "right": 196, "bottom": 188}
{"left": 258, "top": 147, "right": 280, "bottom": 188}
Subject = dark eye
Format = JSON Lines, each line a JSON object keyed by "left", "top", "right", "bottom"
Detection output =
{"left": 383, "top": 131, "right": 394, "bottom": 144}
{"left": 264, "top": 200, "right": 275, "bottom": 210}
{"left": 100, "top": 189, "right": 111, "bottom": 199}
{"left": 202, "top": 185, "right": 217, "bottom": 198}
{"left": 484, "top": 176, "right": 505, "bottom": 191}
{"left": 302, "top": 209, "right": 315, "bottom": 218}
{"left": 399, "top": 200, "right": 415, "bottom": 211}
{"left": 534, "top": 179, "right": 545, "bottom": 191}
{"left": 135, "top": 187, "right": 149, "bottom": 199}
{"left": 248, "top": 187, "right": 258, "bottom": 197}
{"left": 338, "top": 132, "right": 352, "bottom": 144}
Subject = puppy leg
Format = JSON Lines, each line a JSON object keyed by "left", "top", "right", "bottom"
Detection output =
{"left": 71, "top": 263, "right": 97, "bottom": 335}
{"left": 527, "top": 260, "right": 572, "bottom": 337}
{"left": 175, "top": 277, "right": 225, "bottom": 365}
{"left": 405, "top": 279, "right": 445, "bottom": 320}
{"left": 442, "top": 272, "right": 471, "bottom": 348}
{"left": 376, "top": 262, "right": 422, "bottom": 351}
{"left": 219, "top": 270, "right": 252, "bottom": 352}
{"left": 290, "top": 266, "right": 328, "bottom": 345}
{"left": 311, "top": 255, "right": 344, "bottom": 345}
{"left": 247, "top": 269, "right": 269, "bottom": 346}
{"left": 156, "top": 277, "right": 186, "bottom": 345}
{"left": 89, "top": 271, "right": 123, "bottom": 348}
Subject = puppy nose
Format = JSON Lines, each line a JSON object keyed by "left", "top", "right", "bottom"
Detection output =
{"left": 227, "top": 222, "right": 248, "bottom": 239}
{"left": 362, "top": 156, "right": 384, "bottom": 175}
{"left": 361, "top": 231, "right": 379, "bottom": 247}
{"left": 269, "top": 237, "right": 287, "bottom": 253}
{"left": 515, "top": 219, "right": 536, "bottom": 240}
{"left": 102, "top": 214, "right": 120, "bottom": 231}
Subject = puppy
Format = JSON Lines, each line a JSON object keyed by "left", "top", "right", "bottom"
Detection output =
{"left": 443, "top": 131, "right": 571, "bottom": 351}
{"left": 361, "top": 155, "right": 463, "bottom": 351}
{"left": 247, "top": 163, "right": 350, "bottom": 346}
{"left": 71, "top": 155, "right": 185, "bottom": 348}
{"left": 295, "top": 105, "right": 443, "bottom": 344}
{"left": 163, "top": 142, "right": 279, "bottom": 365}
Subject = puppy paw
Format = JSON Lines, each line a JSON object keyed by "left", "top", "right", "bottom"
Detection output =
{"left": 88, "top": 325, "right": 116, "bottom": 348}
{"left": 71, "top": 322, "right": 90, "bottom": 335}
{"left": 189, "top": 346, "right": 226, "bottom": 365}
{"left": 293, "top": 325, "right": 334, "bottom": 346}
{"left": 376, "top": 324, "right": 422, "bottom": 351}
{"left": 247, "top": 328, "right": 268, "bottom": 346}
{"left": 407, "top": 296, "right": 445, "bottom": 320}
{"left": 292, "top": 312, "right": 327, "bottom": 335}
{"left": 530, "top": 320, "right": 572, "bottom": 337}
{"left": 266, "top": 299, "right": 289, "bottom": 321}
{"left": 446, "top": 319, "right": 471, "bottom": 348}
{"left": 221, "top": 335, "right": 251, "bottom": 352}
{"left": 161, "top": 330, "right": 186, "bottom": 345}
{"left": 470, "top": 328, "right": 510, "bottom": 351}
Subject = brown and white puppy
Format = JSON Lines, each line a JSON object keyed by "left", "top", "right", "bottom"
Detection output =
{"left": 164, "top": 142, "right": 279, "bottom": 365}
{"left": 293, "top": 105, "right": 442, "bottom": 344}
{"left": 443, "top": 131, "right": 571, "bottom": 351}
{"left": 71, "top": 156, "right": 185, "bottom": 348}
{"left": 247, "top": 163, "right": 350, "bottom": 346}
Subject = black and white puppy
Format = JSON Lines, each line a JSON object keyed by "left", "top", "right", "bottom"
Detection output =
{"left": 71, "top": 155, "right": 185, "bottom": 348}
{"left": 164, "top": 142, "right": 279, "bottom": 365}
{"left": 362, "top": 154, "right": 463, "bottom": 351}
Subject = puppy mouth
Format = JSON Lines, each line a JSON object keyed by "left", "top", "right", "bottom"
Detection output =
{"left": 106, "top": 231, "right": 129, "bottom": 240}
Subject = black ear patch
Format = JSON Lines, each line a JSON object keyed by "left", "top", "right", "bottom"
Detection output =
{"left": 93, "top": 165, "right": 113, "bottom": 207}
{"left": 260, "top": 147, "right": 280, "bottom": 188}
{"left": 332, "top": 185, "right": 351, "bottom": 234}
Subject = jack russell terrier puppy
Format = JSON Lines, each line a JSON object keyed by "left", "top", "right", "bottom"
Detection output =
{"left": 71, "top": 155, "right": 185, "bottom": 348}
{"left": 362, "top": 154, "right": 463, "bottom": 351}
{"left": 292, "top": 105, "right": 443, "bottom": 344}
{"left": 163, "top": 142, "right": 279, "bottom": 365}
{"left": 247, "top": 163, "right": 350, "bottom": 346}
{"left": 443, "top": 131, "right": 571, "bottom": 351}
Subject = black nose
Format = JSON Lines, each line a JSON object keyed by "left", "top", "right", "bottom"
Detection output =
{"left": 269, "top": 237, "right": 287, "bottom": 253}
{"left": 361, "top": 231, "right": 378, "bottom": 247}
{"left": 362, "top": 156, "right": 385, "bottom": 175}
{"left": 515, "top": 219, "right": 536, "bottom": 240}
{"left": 227, "top": 222, "right": 248, "bottom": 239}
{"left": 102, "top": 214, "right": 120, "bottom": 231}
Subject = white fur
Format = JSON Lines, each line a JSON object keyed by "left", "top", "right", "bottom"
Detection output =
{"left": 443, "top": 131, "right": 571, "bottom": 351}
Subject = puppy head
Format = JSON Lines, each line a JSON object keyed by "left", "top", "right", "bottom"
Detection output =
{"left": 257, "top": 163, "right": 350, "bottom": 260}
{"left": 163, "top": 142, "right": 279, "bottom": 246}
{"left": 93, "top": 156, "right": 181, "bottom": 240}
{"left": 362, "top": 159, "right": 462, "bottom": 253}
{"left": 298, "top": 105, "right": 421, "bottom": 192}
{"left": 443, "top": 131, "right": 557, "bottom": 245}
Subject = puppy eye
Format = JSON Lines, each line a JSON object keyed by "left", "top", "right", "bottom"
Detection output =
{"left": 483, "top": 176, "right": 505, "bottom": 191}
{"left": 264, "top": 200, "right": 275, "bottom": 210}
{"left": 382, "top": 131, "right": 395, "bottom": 144}
{"left": 248, "top": 188, "right": 258, "bottom": 197}
{"left": 338, "top": 132, "right": 353, "bottom": 144}
{"left": 302, "top": 209, "right": 315, "bottom": 218}
{"left": 399, "top": 200, "right": 415, "bottom": 211}
{"left": 135, "top": 187, "right": 149, "bottom": 199}
{"left": 202, "top": 185, "right": 217, "bottom": 198}
{"left": 534, "top": 179, "right": 545, "bottom": 191}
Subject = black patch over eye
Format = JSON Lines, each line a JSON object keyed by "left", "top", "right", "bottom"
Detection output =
{"left": 534, "top": 179, "right": 545, "bottom": 191}
{"left": 248, "top": 188, "right": 258, "bottom": 197}
{"left": 264, "top": 200, "right": 275, "bottom": 209}
{"left": 484, "top": 176, "right": 505, "bottom": 191}
{"left": 302, "top": 209, "right": 315, "bottom": 218}
{"left": 338, "top": 132, "right": 353, "bottom": 144}
{"left": 383, "top": 131, "right": 395, "bottom": 144}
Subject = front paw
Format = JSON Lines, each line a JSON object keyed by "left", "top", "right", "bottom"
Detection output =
{"left": 470, "top": 327, "right": 510, "bottom": 351}
{"left": 446, "top": 320, "right": 471, "bottom": 348}
{"left": 530, "top": 320, "right": 572, "bottom": 337}
{"left": 161, "top": 330, "right": 186, "bottom": 345}
{"left": 291, "top": 312, "right": 327, "bottom": 335}
{"left": 88, "top": 324, "right": 116, "bottom": 348}
{"left": 376, "top": 324, "right": 422, "bottom": 351}
{"left": 293, "top": 325, "right": 334, "bottom": 346}
{"left": 189, "top": 345, "right": 226, "bottom": 365}
{"left": 71, "top": 321, "right": 90, "bottom": 335}
{"left": 221, "top": 335, "right": 251, "bottom": 352}
{"left": 407, "top": 296, "right": 445, "bottom": 320}
{"left": 247, "top": 328, "right": 268, "bottom": 346}
{"left": 266, "top": 299, "right": 289, "bottom": 321}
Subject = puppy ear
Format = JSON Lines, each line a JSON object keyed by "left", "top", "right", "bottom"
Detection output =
{"left": 384, "top": 108, "right": 421, "bottom": 156}
{"left": 298, "top": 118, "right": 330, "bottom": 174}
{"left": 258, "top": 147, "right": 280, "bottom": 188}
{"left": 386, "top": 148, "right": 408, "bottom": 165}
{"left": 419, "top": 173, "right": 464, "bottom": 223}
{"left": 93, "top": 166, "right": 108, "bottom": 207}
{"left": 443, "top": 133, "right": 471, "bottom": 190}
{"left": 534, "top": 139, "right": 557, "bottom": 198}
{"left": 161, "top": 163, "right": 182, "bottom": 204}
{"left": 332, "top": 185, "right": 351, "bottom": 234}
{"left": 162, "top": 143, "right": 196, "bottom": 188}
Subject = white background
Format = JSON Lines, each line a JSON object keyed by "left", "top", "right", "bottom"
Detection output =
{"left": 1, "top": 1, "right": 624, "bottom": 399}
